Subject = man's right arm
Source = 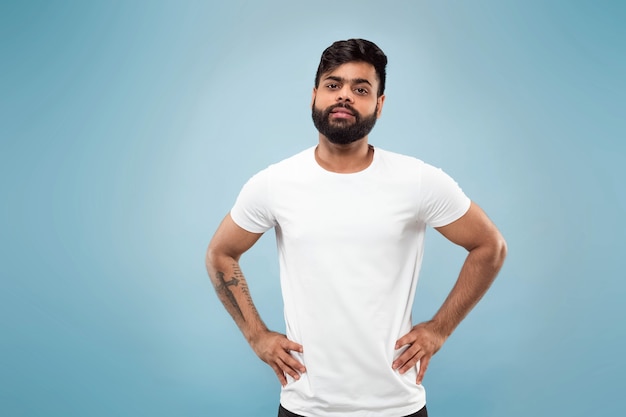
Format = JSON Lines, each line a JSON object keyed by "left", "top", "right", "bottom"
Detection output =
{"left": 206, "top": 214, "right": 306, "bottom": 386}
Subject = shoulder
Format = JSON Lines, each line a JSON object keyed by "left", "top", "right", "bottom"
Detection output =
{"left": 375, "top": 147, "right": 424, "bottom": 167}
{"left": 243, "top": 147, "right": 314, "bottom": 183}
{"left": 376, "top": 147, "right": 460, "bottom": 180}
{"left": 373, "top": 147, "right": 429, "bottom": 183}
{"left": 269, "top": 147, "right": 315, "bottom": 170}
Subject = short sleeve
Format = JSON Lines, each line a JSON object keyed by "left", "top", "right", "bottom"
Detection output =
{"left": 418, "top": 164, "right": 471, "bottom": 228}
{"left": 230, "top": 168, "right": 277, "bottom": 233}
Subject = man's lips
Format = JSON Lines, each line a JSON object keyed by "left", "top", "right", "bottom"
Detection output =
{"left": 330, "top": 107, "right": 355, "bottom": 118}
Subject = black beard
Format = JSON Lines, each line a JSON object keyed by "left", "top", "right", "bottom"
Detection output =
{"left": 311, "top": 102, "right": 378, "bottom": 145}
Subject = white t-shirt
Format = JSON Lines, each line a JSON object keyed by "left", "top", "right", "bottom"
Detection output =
{"left": 231, "top": 146, "right": 471, "bottom": 417}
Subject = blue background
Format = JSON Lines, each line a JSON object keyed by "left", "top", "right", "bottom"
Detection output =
{"left": 1, "top": 1, "right": 624, "bottom": 416}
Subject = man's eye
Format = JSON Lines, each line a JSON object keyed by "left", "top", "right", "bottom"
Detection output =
{"left": 327, "top": 84, "right": 338, "bottom": 89}
{"left": 355, "top": 88, "right": 368, "bottom": 95}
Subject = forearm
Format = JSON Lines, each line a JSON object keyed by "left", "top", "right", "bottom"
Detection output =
{"left": 429, "top": 240, "right": 506, "bottom": 337}
{"left": 395, "top": 204, "right": 506, "bottom": 382}
{"left": 206, "top": 252, "right": 268, "bottom": 343}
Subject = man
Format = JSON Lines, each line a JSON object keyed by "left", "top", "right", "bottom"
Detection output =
{"left": 206, "top": 39, "right": 507, "bottom": 417}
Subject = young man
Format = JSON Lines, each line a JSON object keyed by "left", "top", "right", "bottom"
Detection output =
{"left": 206, "top": 39, "right": 507, "bottom": 417}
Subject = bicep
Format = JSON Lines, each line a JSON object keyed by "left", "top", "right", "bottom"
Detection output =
{"left": 208, "top": 213, "right": 264, "bottom": 261}
{"left": 434, "top": 202, "right": 503, "bottom": 251}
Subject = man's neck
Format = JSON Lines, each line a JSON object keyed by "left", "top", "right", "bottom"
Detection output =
{"left": 315, "top": 137, "right": 374, "bottom": 173}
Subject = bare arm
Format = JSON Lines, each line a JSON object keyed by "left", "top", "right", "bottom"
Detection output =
{"left": 393, "top": 202, "right": 507, "bottom": 384}
{"left": 206, "top": 214, "right": 306, "bottom": 385}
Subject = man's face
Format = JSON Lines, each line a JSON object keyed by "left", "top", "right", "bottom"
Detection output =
{"left": 311, "top": 61, "right": 385, "bottom": 145}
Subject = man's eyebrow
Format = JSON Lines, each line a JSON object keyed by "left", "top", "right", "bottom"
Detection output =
{"left": 323, "top": 75, "right": 373, "bottom": 86}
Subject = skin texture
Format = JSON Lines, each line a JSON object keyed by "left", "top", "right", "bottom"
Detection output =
{"left": 206, "top": 214, "right": 305, "bottom": 386}
{"left": 392, "top": 202, "right": 507, "bottom": 384}
{"left": 311, "top": 61, "right": 385, "bottom": 173}
{"left": 206, "top": 61, "right": 507, "bottom": 387}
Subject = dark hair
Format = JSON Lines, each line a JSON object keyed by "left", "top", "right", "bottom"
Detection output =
{"left": 315, "top": 39, "right": 388, "bottom": 97}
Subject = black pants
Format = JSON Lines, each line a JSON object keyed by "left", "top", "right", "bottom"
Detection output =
{"left": 278, "top": 404, "right": 428, "bottom": 417}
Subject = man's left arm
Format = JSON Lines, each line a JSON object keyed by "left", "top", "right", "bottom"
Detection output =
{"left": 392, "top": 202, "right": 507, "bottom": 384}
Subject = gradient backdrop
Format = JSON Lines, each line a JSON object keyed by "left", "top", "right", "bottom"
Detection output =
{"left": 1, "top": 1, "right": 625, "bottom": 416}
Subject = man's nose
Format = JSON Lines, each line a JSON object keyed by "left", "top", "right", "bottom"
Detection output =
{"left": 336, "top": 86, "right": 354, "bottom": 103}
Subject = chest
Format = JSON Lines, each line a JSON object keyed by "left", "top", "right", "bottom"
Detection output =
{"left": 273, "top": 176, "right": 422, "bottom": 245}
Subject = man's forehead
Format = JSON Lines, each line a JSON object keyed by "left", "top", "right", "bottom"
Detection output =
{"left": 321, "top": 62, "right": 378, "bottom": 84}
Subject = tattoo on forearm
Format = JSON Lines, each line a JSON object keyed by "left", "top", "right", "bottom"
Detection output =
{"left": 215, "top": 271, "right": 245, "bottom": 322}
{"left": 233, "top": 262, "right": 259, "bottom": 314}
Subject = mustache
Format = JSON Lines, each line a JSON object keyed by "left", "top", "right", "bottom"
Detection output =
{"left": 328, "top": 103, "right": 355, "bottom": 112}
{"left": 326, "top": 103, "right": 359, "bottom": 118}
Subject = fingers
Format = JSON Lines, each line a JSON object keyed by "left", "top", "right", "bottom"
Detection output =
{"left": 392, "top": 341, "right": 425, "bottom": 374}
{"left": 284, "top": 339, "right": 304, "bottom": 354}
{"left": 394, "top": 333, "right": 413, "bottom": 350}
{"left": 393, "top": 323, "right": 446, "bottom": 384}
{"left": 416, "top": 356, "right": 430, "bottom": 385}
{"left": 269, "top": 357, "right": 303, "bottom": 387}
{"left": 393, "top": 329, "right": 420, "bottom": 372}
{"left": 278, "top": 336, "right": 306, "bottom": 373}
{"left": 270, "top": 362, "right": 288, "bottom": 387}
{"left": 272, "top": 350, "right": 305, "bottom": 387}
{"left": 255, "top": 332, "right": 306, "bottom": 386}
{"left": 280, "top": 348, "right": 306, "bottom": 374}
{"left": 393, "top": 343, "right": 431, "bottom": 386}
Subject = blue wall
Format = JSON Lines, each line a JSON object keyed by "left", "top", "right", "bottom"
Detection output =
{"left": 1, "top": 1, "right": 624, "bottom": 416}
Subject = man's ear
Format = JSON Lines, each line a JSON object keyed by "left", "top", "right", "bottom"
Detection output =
{"left": 376, "top": 94, "right": 386, "bottom": 118}
{"left": 311, "top": 88, "right": 317, "bottom": 108}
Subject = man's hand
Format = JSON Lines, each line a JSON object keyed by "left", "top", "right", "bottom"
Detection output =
{"left": 392, "top": 321, "right": 447, "bottom": 385}
{"left": 250, "top": 330, "right": 306, "bottom": 387}
{"left": 392, "top": 203, "right": 506, "bottom": 385}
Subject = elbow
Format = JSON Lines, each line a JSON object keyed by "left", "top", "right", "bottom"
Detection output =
{"left": 205, "top": 240, "right": 238, "bottom": 276}
{"left": 205, "top": 243, "right": 230, "bottom": 288}
{"left": 492, "top": 233, "right": 508, "bottom": 269}
{"left": 474, "top": 231, "right": 507, "bottom": 271}
{"left": 205, "top": 241, "right": 221, "bottom": 276}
